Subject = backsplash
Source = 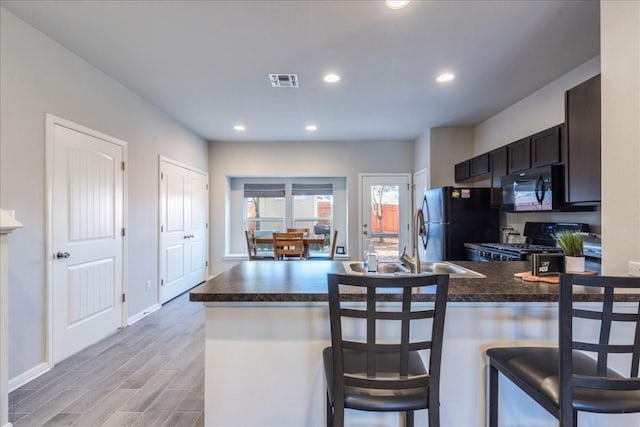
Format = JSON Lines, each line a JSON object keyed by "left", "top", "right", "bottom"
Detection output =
{"left": 501, "top": 206, "right": 601, "bottom": 237}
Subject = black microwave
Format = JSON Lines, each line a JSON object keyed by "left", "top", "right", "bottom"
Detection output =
{"left": 501, "top": 165, "right": 565, "bottom": 212}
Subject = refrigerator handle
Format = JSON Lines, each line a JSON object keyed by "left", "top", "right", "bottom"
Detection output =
{"left": 421, "top": 195, "right": 430, "bottom": 250}
{"left": 422, "top": 223, "right": 429, "bottom": 250}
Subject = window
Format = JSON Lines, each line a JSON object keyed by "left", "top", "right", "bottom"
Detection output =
{"left": 244, "top": 184, "right": 285, "bottom": 256}
{"left": 244, "top": 184, "right": 285, "bottom": 236}
{"left": 228, "top": 177, "right": 346, "bottom": 256}
{"left": 292, "top": 184, "right": 333, "bottom": 256}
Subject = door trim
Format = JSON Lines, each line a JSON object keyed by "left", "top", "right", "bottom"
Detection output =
{"left": 157, "top": 156, "right": 209, "bottom": 305}
{"left": 45, "top": 113, "right": 128, "bottom": 367}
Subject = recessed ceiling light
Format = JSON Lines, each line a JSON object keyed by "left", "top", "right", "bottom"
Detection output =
{"left": 436, "top": 73, "right": 455, "bottom": 83}
{"left": 306, "top": 125, "right": 317, "bottom": 132}
{"left": 233, "top": 124, "right": 246, "bottom": 131}
{"left": 323, "top": 73, "right": 341, "bottom": 84}
{"left": 386, "top": 0, "right": 411, "bottom": 10}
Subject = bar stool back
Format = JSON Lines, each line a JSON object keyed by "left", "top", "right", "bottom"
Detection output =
{"left": 323, "top": 272, "right": 449, "bottom": 426}
{"left": 486, "top": 274, "right": 640, "bottom": 426}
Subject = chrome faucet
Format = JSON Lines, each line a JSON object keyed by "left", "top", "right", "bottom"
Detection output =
{"left": 401, "top": 209, "right": 426, "bottom": 273}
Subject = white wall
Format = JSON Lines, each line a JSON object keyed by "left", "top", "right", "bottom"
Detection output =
{"left": 0, "top": 9, "right": 208, "bottom": 380}
{"left": 473, "top": 56, "right": 601, "bottom": 154}
{"left": 208, "top": 140, "right": 414, "bottom": 274}
{"left": 429, "top": 127, "right": 474, "bottom": 189}
{"left": 600, "top": 0, "right": 640, "bottom": 275}
{"left": 413, "top": 129, "right": 430, "bottom": 173}
{"left": 412, "top": 127, "right": 475, "bottom": 190}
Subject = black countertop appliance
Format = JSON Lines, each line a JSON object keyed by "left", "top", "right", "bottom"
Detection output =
{"left": 421, "top": 187, "right": 499, "bottom": 261}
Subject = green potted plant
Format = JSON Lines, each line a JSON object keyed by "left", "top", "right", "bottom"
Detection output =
{"left": 555, "top": 231, "right": 585, "bottom": 272}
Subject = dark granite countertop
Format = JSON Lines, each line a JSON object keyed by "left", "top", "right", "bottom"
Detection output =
{"left": 189, "top": 260, "right": 638, "bottom": 303}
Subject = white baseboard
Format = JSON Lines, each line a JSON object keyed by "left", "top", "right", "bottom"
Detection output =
{"left": 127, "top": 303, "right": 161, "bottom": 326}
{"left": 8, "top": 362, "right": 49, "bottom": 392}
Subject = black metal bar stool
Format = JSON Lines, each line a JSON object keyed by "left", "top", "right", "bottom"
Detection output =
{"left": 323, "top": 272, "right": 449, "bottom": 427}
{"left": 486, "top": 274, "right": 640, "bottom": 426}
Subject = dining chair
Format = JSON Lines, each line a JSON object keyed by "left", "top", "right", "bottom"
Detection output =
{"left": 286, "top": 227, "right": 309, "bottom": 235}
{"left": 323, "top": 272, "right": 449, "bottom": 427}
{"left": 307, "top": 230, "right": 338, "bottom": 260}
{"left": 244, "top": 230, "right": 274, "bottom": 260}
{"left": 486, "top": 274, "right": 640, "bottom": 427}
{"left": 273, "top": 232, "right": 305, "bottom": 260}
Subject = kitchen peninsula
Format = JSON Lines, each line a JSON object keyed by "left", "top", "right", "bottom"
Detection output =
{"left": 190, "top": 261, "right": 639, "bottom": 427}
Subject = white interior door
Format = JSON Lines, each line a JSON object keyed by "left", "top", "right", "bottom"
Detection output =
{"left": 50, "top": 119, "right": 125, "bottom": 364}
{"left": 360, "top": 174, "right": 411, "bottom": 261}
{"left": 186, "top": 172, "right": 208, "bottom": 289}
{"left": 159, "top": 159, "right": 208, "bottom": 303}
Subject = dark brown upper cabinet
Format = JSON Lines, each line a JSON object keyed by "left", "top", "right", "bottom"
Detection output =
{"left": 507, "top": 137, "right": 531, "bottom": 173}
{"left": 454, "top": 153, "right": 490, "bottom": 182}
{"left": 454, "top": 160, "right": 470, "bottom": 182}
{"left": 565, "top": 74, "right": 601, "bottom": 204}
{"left": 489, "top": 147, "right": 507, "bottom": 207}
{"left": 531, "top": 125, "right": 562, "bottom": 168}
{"left": 469, "top": 153, "right": 490, "bottom": 177}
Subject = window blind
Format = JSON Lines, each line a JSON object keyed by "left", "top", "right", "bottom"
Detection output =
{"left": 244, "top": 183, "right": 285, "bottom": 198}
{"left": 291, "top": 183, "right": 333, "bottom": 196}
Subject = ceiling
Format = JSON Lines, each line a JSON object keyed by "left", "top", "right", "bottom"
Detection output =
{"left": 1, "top": 0, "right": 600, "bottom": 142}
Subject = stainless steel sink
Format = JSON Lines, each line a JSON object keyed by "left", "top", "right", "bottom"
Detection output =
{"left": 343, "top": 261, "right": 485, "bottom": 278}
{"left": 345, "top": 262, "right": 407, "bottom": 274}
{"left": 420, "top": 262, "right": 467, "bottom": 275}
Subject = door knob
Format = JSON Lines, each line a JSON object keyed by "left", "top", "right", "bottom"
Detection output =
{"left": 56, "top": 251, "right": 70, "bottom": 259}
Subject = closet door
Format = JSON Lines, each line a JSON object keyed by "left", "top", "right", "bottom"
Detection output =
{"left": 159, "top": 159, "right": 208, "bottom": 303}
{"left": 49, "top": 117, "right": 125, "bottom": 363}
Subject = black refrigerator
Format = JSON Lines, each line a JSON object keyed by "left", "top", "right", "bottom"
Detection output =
{"left": 421, "top": 187, "right": 500, "bottom": 261}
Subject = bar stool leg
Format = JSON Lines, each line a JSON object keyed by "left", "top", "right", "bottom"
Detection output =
{"left": 489, "top": 363, "right": 499, "bottom": 427}
{"left": 405, "top": 410, "right": 414, "bottom": 427}
{"left": 326, "top": 393, "right": 334, "bottom": 427}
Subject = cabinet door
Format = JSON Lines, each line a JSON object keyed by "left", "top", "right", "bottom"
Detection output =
{"left": 490, "top": 147, "right": 507, "bottom": 207}
{"left": 531, "top": 125, "right": 562, "bottom": 167}
{"left": 469, "top": 153, "right": 490, "bottom": 177}
{"left": 507, "top": 137, "right": 531, "bottom": 173}
{"left": 454, "top": 161, "right": 470, "bottom": 182}
{"left": 565, "top": 74, "right": 601, "bottom": 204}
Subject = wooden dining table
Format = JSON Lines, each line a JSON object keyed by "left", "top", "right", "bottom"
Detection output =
{"left": 255, "top": 234, "right": 325, "bottom": 258}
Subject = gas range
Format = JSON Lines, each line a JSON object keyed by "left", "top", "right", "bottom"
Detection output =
{"left": 468, "top": 222, "right": 589, "bottom": 261}
{"left": 480, "top": 243, "right": 562, "bottom": 255}
{"left": 473, "top": 243, "right": 561, "bottom": 261}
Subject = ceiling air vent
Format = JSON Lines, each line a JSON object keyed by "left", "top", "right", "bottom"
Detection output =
{"left": 269, "top": 74, "right": 299, "bottom": 88}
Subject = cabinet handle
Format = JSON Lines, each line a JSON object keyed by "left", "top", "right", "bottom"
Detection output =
{"left": 56, "top": 251, "right": 71, "bottom": 259}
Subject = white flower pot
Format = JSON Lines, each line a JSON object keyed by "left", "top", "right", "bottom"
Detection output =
{"left": 565, "top": 256, "right": 585, "bottom": 273}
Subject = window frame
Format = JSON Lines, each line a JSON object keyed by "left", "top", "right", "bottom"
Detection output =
{"left": 227, "top": 177, "right": 346, "bottom": 257}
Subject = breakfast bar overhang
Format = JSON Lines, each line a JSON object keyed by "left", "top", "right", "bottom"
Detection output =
{"left": 190, "top": 261, "right": 640, "bottom": 427}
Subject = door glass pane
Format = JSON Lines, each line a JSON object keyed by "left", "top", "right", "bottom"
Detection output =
{"left": 369, "top": 185, "right": 400, "bottom": 261}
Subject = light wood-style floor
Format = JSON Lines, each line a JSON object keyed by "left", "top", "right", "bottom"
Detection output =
{"left": 9, "top": 292, "right": 205, "bottom": 427}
